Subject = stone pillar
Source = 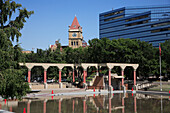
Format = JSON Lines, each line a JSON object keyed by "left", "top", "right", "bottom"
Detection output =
{"left": 42, "top": 66, "right": 49, "bottom": 89}
{"left": 83, "top": 99, "right": 86, "bottom": 113}
{"left": 44, "top": 69, "right": 47, "bottom": 83}
{"left": 134, "top": 69, "right": 136, "bottom": 86}
{"left": 108, "top": 68, "right": 113, "bottom": 91}
{"left": 59, "top": 69, "right": 62, "bottom": 88}
{"left": 44, "top": 69, "right": 48, "bottom": 89}
{"left": 108, "top": 68, "right": 111, "bottom": 86}
{"left": 83, "top": 69, "right": 87, "bottom": 88}
{"left": 28, "top": 69, "right": 31, "bottom": 83}
{"left": 85, "top": 68, "right": 88, "bottom": 77}
{"left": 121, "top": 70, "right": 124, "bottom": 86}
{"left": 59, "top": 69, "right": 61, "bottom": 83}
{"left": 73, "top": 69, "right": 75, "bottom": 82}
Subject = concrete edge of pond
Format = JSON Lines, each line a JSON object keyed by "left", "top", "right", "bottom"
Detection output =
{"left": 1, "top": 90, "right": 170, "bottom": 101}
{"left": 136, "top": 90, "right": 170, "bottom": 96}
{"left": 23, "top": 90, "right": 170, "bottom": 98}
{"left": 25, "top": 90, "right": 124, "bottom": 98}
{"left": 0, "top": 110, "right": 14, "bottom": 113}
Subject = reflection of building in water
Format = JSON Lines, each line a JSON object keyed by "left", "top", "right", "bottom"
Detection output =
{"left": 88, "top": 93, "right": 126, "bottom": 113}
{"left": 3, "top": 93, "right": 170, "bottom": 113}
{"left": 87, "top": 93, "right": 168, "bottom": 113}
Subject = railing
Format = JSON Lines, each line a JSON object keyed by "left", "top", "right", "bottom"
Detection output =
{"left": 136, "top": 81, "right": 158, "bottom": 90}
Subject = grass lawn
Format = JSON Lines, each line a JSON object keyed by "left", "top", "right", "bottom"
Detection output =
{"left": 148, "top": 84, "right": 170, "bottom": 92}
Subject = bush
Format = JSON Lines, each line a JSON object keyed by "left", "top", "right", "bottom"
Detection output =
{"left": 0, "top": 69, "right": 30, "bottom": 100}
{"left": 90, "top": 74, "right": 96, "bottom": 77}
{"left": 87, "top": 77, "right": 93, "bottom": 80}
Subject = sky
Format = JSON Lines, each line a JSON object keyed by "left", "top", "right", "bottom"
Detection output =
{"left": 14, "top": 0, "right": 170, "bottom": 51}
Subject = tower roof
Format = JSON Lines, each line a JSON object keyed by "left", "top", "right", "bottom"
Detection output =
{"left": 70, "top": 16, "right": 81, "bottom": 29}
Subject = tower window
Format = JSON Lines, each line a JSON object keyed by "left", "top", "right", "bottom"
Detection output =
{"left": 76, "top": 41, "right": 78, "bottom": 45}
{"left": 74, "top": 25, "right": 76, "bottom": 28}
{"left": 74, "top": 41, "right": 75, "bottom": 45}
{"left": 71, "top": 41, "right": 73, "bottom": 46}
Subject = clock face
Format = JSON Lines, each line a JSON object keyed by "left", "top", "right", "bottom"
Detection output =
{"left": 72, "top": 33, "right": 77, "bottom": 37}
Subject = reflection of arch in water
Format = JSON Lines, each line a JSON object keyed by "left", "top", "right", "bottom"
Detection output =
{"left": 6, "top": 93, "right": 140, "bottom": 113}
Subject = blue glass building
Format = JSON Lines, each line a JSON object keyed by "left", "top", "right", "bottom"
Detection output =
{"left": 99, "top": 5, "right": 170, "bottom": 47}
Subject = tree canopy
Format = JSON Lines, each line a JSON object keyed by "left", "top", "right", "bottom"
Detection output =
{"left": 0, "top": 0, "right": 33, "bottom": 99}
{"left": 24, "top": 38, "right": 170, "bottom": 80}
{"left": 0, "top": 0, "right": 34, "bottom": 41}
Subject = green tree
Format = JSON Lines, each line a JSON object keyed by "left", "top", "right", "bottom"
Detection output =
{"left": 88, "top": 38, "right": 161, "bottom": 78}
{"left": 0, "top": 0, "right": 33, "bottom": 99}
{"left": 0, "top": 0, "right": 34, "bottom": 41}
{"left": 0, "top": 69, "right": 30, "bottom": 100}
{"left": 161, "top": 40, "right": 170, "bottom": 78}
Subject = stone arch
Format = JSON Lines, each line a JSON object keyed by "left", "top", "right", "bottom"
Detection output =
{"left": 111, "top": 66, "right": 123, "bottom": 90}
{"left": 112, "top": 66, "right": 122, "bottom": 76}
{"left": 31, "top": 66, "right": 44, "bottom": 83}
{"left": 47, "top": 66, "right": 59, "bottom": 83}
{"left": 61, "top": 66, "right": 73, "bottom": 82}
{"left": 124, "top": 66, "right": 134, "bottom": 80}
{"left": 75, "top": 65, "right": 84, "bottom": 83}
{"left": 85, "top": 66, "right": 98, "bottom": 85}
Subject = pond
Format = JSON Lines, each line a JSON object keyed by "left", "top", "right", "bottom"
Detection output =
{"left": 0, "top": 93, "right": 170, "bottom": 113}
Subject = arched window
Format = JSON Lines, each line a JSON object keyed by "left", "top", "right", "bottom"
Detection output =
{"left": 76, "top": 41, "right": 78, "bottom": 45}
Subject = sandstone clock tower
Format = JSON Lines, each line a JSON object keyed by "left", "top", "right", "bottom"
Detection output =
{"left": 68, "top": 16, "right": 83, "bottom": 49}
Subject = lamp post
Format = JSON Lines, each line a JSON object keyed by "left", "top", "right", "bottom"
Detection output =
{"left": 159, "top": 43, "right": 162, "bottom": 91}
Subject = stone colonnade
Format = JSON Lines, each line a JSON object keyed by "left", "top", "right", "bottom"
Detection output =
{"left": 19, "top": 63, "right": 139, "bottom": 89}
{"left": 105, "top": 63, "right": 138, "bottom": 90}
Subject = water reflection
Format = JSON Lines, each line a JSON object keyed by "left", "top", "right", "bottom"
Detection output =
{"left": 0, "top": 93, "right": 170, "bottom": 113}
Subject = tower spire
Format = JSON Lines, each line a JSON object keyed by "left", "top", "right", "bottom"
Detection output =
{"left": 70, "top": 16, "right": 81, "bottom": 29}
